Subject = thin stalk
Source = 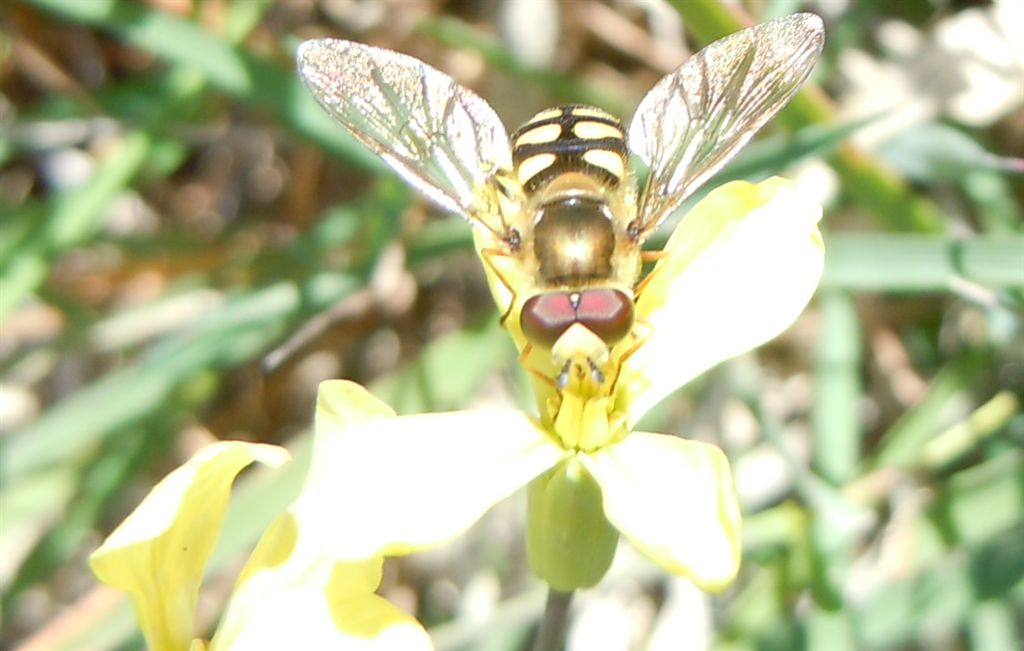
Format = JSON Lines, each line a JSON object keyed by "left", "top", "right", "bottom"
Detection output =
{"left": 533, "top": 589, "right": 575, "bottom": 651}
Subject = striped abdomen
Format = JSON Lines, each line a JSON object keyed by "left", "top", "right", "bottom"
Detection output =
{"left": 510, "top": 105, "right": 628, "bottom": 194}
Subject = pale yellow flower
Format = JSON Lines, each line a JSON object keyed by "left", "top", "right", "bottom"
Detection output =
{"left": 90, "top": 398, "right": 432, "bottom": 650}
{"left": 303, "top": 177, "right": 824, "bottom": 591}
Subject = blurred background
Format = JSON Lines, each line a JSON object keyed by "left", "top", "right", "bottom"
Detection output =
{"left": 2, "top": 1, "right": 1022, "bottom": 649}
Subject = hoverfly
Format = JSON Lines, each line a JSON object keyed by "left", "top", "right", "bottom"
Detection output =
{"left": 298, "top": 13, "right": 824, "bottom": 391}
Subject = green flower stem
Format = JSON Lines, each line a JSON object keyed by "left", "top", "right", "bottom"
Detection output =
{"left": 533, "top": 589, "right": 575, "bottom": 651}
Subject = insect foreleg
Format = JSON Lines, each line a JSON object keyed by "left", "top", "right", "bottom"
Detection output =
{"left": 608, "top": 315, "right": 655, "bottom": 397}
{"left": 518, "top": 342, "right": 559, "bottom": 389}
{"left": 479, "top": 246, "right": 521, "bottom": 326}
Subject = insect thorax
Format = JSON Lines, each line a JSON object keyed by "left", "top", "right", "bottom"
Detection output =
{"left": 511, "top": 105, "right": 632, "bottom": 286}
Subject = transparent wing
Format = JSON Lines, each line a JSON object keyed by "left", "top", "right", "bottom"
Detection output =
{"left": 627, "top": 13, "right": 825, "bottom": 239}
{"left": 297, "top": 39, "right": 515, "bottom": 238}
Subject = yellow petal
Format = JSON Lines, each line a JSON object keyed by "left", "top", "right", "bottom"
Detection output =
{"left": 306, "top": 379, "right": 397, "bottom": 486}
{"left": 211, "top": 514, "right": 431, "bottom": 651}
{"left": 583, "top": 433, "right": 742, "bottom": 591}
{"left": 293, "top": 381, "right": 562, "bottom": 559}
{"left": 90, "top": 441, "right": 290, "bottom": 651}
{"left": 625, "top": 178, "right": 824, "bottom": 423}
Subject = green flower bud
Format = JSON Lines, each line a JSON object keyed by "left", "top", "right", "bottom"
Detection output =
{"left": 526, "top": 456, "right": 618, "bottom": 590}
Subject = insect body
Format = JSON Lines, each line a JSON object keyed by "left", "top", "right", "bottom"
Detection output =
{"left": 297, "top": 13, "right": 825, "bottom": 390}
{"left": 510, "top": 105, "right": 640, "bottom": 385}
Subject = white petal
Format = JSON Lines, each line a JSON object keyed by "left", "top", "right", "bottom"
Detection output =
{"left": 213, "top": 515, "right": 431, "bottom": 651}
{"left": 583, "top": 433, "right": 742, "bottom": 590}
{"left": 623, "top": 178, "right": 824, "bottom": 423}
{"left": 296, "top": 384, "right": 561, "bottom": 558}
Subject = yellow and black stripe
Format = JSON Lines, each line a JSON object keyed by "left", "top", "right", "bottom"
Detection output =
{"left": 510, "top": 105, "right": 628, "bottom": 194}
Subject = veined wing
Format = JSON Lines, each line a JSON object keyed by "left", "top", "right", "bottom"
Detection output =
{"left": 298, "top": 39, "right": 516, "bottom": 240}
{"left": 627, "top": 13, "right": 825, "bottom": 240}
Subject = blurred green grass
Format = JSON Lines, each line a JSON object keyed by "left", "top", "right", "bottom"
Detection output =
{"left": 2, "top": 1, "right": 1022, "bottom": 650}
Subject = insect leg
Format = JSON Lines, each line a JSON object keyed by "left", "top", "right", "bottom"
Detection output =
{"left": 479, "top": 246, "right": 520, "bottom": 325}
{"left": 634, "top": 249, "right": 670, "bottom": 296}
{"left": 518, "top": 343, "right": 558, "bottom": 389}
{"left": 614, "top": 248, "right": 669, "bottom": 387}
{"left": 608, "top": 315, "right": 654, "bottom": 396}
{"left": 518, "top": 342, "right": 534, "bottom": 366}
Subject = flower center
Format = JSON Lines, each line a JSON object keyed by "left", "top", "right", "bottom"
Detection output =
{"left": 547, "top": 388, "right": 629, "bottom": 452}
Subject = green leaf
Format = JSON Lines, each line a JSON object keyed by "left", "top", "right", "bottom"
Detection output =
{"left": 879, "top": 122, "right": 1024, "bottom": 183}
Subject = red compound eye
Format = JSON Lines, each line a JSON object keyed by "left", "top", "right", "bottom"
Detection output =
{"left": 576, "top": 289, "right": 633, "bottom": 346}
{"left": 520, "top": 289, "right": 634, "bottom": 349}
{"left": 521, "top": 293, "right": 576, "bottom": 348}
